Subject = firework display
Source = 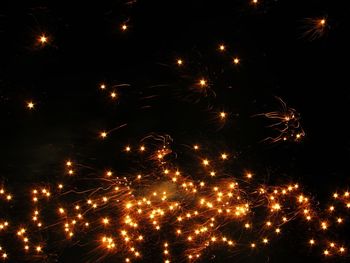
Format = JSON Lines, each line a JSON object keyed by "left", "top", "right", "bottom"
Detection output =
{"left": 1, "top": 0, "right": 349, "bottom": 262}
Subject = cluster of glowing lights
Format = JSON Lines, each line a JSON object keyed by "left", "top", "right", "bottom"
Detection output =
{"left": 1, "top": 144, "right": 349, "bottom": 261}
{"left": 4, "top": 3, "right": 342, "bottom": 262}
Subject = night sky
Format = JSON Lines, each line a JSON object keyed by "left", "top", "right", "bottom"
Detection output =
{"left": 1, "top": 0, "right": 350, "bottom": 262}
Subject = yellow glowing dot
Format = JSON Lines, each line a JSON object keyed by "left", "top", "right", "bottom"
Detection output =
{"left": 263, "top": 238, "right": 268, "bottom": 244}
{"left": 324, "top": 249, "right": 329, "bottom": 256}
{"left": 125, "top": 146, "right": 131, "bottom": 152}
{"left": 244, "top": 223, "right": 250, "bottom": 229}
{"left": 337, "top": 218, "right": 343, "bottom": 223}
{"left": 100, "top": 132, "right": 107, "bottom": 138}
{"left": 252, "top": 0, "right": 258, "bottom": 4}
{"left": 106, "top": 171, "right": 113, "bottom": 177}
{"left": 246, "top": 173, "right": 252, "bottom": 179}
{"left": 36, "top": 246, "right": 42, "bottom": 252}
{"left": 210, "top": 171, "right": 216, "bottom": 177}
{"left": 219, "top": 44, "right": 226, "bottom": 51}
{"left": 193, "top": 145, "right": 199, "bottom": 150}
{"left": 140, "top": 146, "right": 145, "bottom": 151}
{"left": 110, "top": 92, "right": 117, "bottom": 99}
{"left": 203, "top": 159, "right": 209, "bottom": 166}
{"left": 221, "top": 153, "right": 228, "bottom": 160}
{"left": 2, "top": 253, "right": 7, "bottom": 258}
{"left": 233, "top": 57, "right": 240, "bottom": 64}
{"left": 319, "top": 19, "right": 326, "bottom": 26}
{"left": 309, "top": 239, "right": 315, "bottom": 245}
{"left": 103, "top": 218, "right": 109, "bottom": 225}
{"left": 251, "top": 243, "right": 256, "bottom": 248}
{"left": 27, "top": 101, "right": 35, "bottom": 109}
{"left": 6, "top": 195, "right": 12, "bottom": 200}
{"left": 275, "top": 228, "right": 281, "bottom": 234}
{"left": 39, "top": 35, "right": 47, "bottom": 44}
{"left": 220, "top": 112, "right": 226, "bottom": 119}
{"left": 121, "top": 24, "right": 128, "bottom": 31}
{"left": 199, "top": 79, "right": 207, "bottom": 87}
{"left": 68, "top": 169, "right": 74, "bottom": 175}
{"left": 177, "top": 59, "right": 183, "bottom": 66}
{"left": 340, "top": 247, "right": 345, "bottom": 253}
{"left": 100, "top": 84, "right": 106, "bottom": 90}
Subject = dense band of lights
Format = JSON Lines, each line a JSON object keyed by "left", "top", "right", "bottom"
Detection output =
{"left": 1, "top": 140, "right": 349, "bottom": 261}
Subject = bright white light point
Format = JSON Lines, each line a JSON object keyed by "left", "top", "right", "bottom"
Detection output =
{"left": 220, "top": 112, "right": 226, "bottom": 119}
{"left": 252, "top": 0, "right": 258, "bottom": 4}
{"left": 125, "top": 146, "right": 131, "bottom": 152}
{"left": 193, "top": 145, "right": 199, "bottom": 150}
{"left": 27, "top": 102, "right": 35, "bottom": 109}
{"left": 121, "top": 24, "right": 128, "bottom": 31}
{"left": 39, "top": 35, "right": 47, "bottom": 44}
{"left": 202, "top": 159, "right": 209, "bottom": 166}
{"left": 140, "top": 146, "right": 145, "bottom": 151}
{"left": 219, "top": 44, "right": 225, "bottom": 51}
{"left": 106, "top": 171, "right": 112, "bottom": 176}
{"left": 320, "top": 19, "right": 326, "bottom": 26}
{"left": 177, "top": 59, "right": 183, "bottom": 65}
{"left": 221, "top": 153, "right": 227, "bottom": 159}
{"left": 100, "top": 84, "right": 106, "bottom": 90}
{"left": 199, "top": 79, "right": 207, "bottom": 87}
{"left": 246, "top": 173, "right": 252, "bottom": 179}
{"left": 110, "top": 92, "right": 117, "bottom": 99}
{"left": 233, "top": 57, "right": 240, "bottom": 64}
{"left": 100, "top": 132, "right": 107, "bottom": 138}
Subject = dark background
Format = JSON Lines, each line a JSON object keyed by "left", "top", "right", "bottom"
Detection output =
{"left": 1, "top": 0, "right": 350, "bottom": 262}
